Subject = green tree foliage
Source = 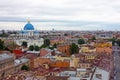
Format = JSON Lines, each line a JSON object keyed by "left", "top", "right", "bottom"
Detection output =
{"left": 70, "top": 43, "right": 79, "bottom": 55}
{"left": 53, "top": 43, "right": 57, "bottom": 48}
{"left": 0, "top": 39, "right": 12, "bottom": 52}
{"left": 34, "top": 45, "right": 40, "bottom": 51}
{"left": 116, "top": 39, "right": 120, "bottom": 46}
{"left": 21, "top": 65, "right": 29, "bottom": 71}
{"left": 109, "top": 38, "right": 116, "bottom": 46}
{"left": 40, "top": 44, "right": 47, "bottom": 48}
{"left": 0, "top": 30, "right": 9, "bottom": 37}
{"left": 49, "top": 46, "right": 54, "bottom": 50}
{"left": 22, "top": 41, "right": 28, "bottom": 47}
{"left": 29, "top": 45, "right": 34, "bottom": 51}
{"left": 48, "top": 44, "right": 57, "bottom": 50}
{"left": 91, "top": 36, "right": 96, "bottom": 41}
{"left": 0, "top": 39, "right": 5, "bottom": 50}
{"left": 40, "top": 39, "right": 50, "bottom": 48}
{"left": 78, "top": 38, "right": 85, "bottom": 45}
{"left": 64, "top": 33, "right": 68, "bottom": 36}
{"left": 44, "top": 39, "right": 50, "bottom": 46}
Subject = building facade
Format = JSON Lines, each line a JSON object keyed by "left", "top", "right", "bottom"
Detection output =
{"left": 15, "top": 20, "right": 44, "bottom": 47}
{"left": 0, "top": 53, "right": 30, "bottom": 79}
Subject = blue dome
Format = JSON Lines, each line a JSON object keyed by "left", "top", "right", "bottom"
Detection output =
{"left": 24, "top": 23, "right": 34, "bottom": 30}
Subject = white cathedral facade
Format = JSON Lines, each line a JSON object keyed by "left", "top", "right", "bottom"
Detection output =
{"left": 15, "top": 20, "right": 44, "bottom": 47}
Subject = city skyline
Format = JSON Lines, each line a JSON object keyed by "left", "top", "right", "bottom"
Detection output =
{"left": 0, "top": 21, "right": 120, "bottom": 31}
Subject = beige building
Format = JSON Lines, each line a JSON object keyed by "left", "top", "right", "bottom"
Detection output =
{"left": 55, "top": 55, "right": 79, "bottom": 68}
{"left": 78, "top": 62, "right": 92, "bottom": 69}
{"left": 0, "top": 53, "right": 30, "bottom": 79}
{"left": 79, "top": 46, "right": 96, "bottom": 53}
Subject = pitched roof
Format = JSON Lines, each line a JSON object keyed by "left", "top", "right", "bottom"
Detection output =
{"left": 46, "top": 76, "right": 69, "bottom": 80}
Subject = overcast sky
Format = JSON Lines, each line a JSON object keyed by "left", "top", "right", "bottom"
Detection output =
{"left": 0, "top": 0, "right": 120, "bottom": 30}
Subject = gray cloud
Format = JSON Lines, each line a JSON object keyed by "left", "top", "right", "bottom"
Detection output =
{"left": 0, "top": 1, "right": 118, "bottom": 18}
{"left": 0, "top": 0, "right": 120, "bottom": 30}
{"left": 1, "top": 0, "right": 120, "bottom": 22}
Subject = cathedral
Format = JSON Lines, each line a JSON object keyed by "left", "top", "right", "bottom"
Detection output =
{"left": 15, "top": 20, "right": 44, "bottom": 47}
{"left": 18, "top": 20, "right": 39, "bottom": 39}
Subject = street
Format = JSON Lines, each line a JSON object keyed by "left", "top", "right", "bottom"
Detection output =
{"left": 113, "top": 46, "right": 120, "bottom": 80}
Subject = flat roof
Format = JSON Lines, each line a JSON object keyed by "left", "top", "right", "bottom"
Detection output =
{"left": 92, "top": 67, "right": 109, "bottom": 80}
{"left": 77, "top": 68, "right": 86, "bottom": 72}
{"left": 0, "top": 53, "right": 13, "bottom": 61}
{"left": 14, "top": 58, "right": 30, "bottom": 66}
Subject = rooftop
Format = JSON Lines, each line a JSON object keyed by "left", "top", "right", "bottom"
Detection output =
{"left": 46, "top": 76, "right": 69, "bottom": 80}
{"left": 0, "top": 53, "right": 14, "bottom": 61}
{"left": 14, "top": 58, "right": 30, "bottom": 66}
{"left": 92, "top": 67, "right": 109, "bottom": 80}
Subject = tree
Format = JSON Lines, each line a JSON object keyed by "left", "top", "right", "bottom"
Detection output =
{"left": 70, "top": 43, "right": 79, "bottom": 55}
{"left": 21, "top": 65, "right": 29, "bottom": 71}
{"left": 109, "top": 37, "right": 116, "bottom": 46}
{"left": 34, "top": 45, "right": 40, "bottom": 51}
{"left": 0, "top": 30, "right": 8, "bottom": 37}
{"left": 53, "top": 43, "right": 57, "bottom": 48}
{"left": 29, "top": 45, "right": 34, "bottom": 51}
{"left": 0, "top": 39, "right": 4, "bottom": 50}
{"left": 22, "top": 41, "right": 27, "bottom": 47}
{"left": 78, "top": 38, "right": 85, "bottom": 45}
{"left": 0, "top": 39, "right": 12, "bottom": 52}
{"left": 44, "top": 39, "right": 50, "bottom": 46}
{"left": 40, "top": 44, "right": 47, "bottom": 48}
{"left": 64, "top": 33, "right": 68, "bottom": 36}
{"left": 116, "top": 39, "right": 120, "bottom": 46}
{"left": 49, "top": 46, "right": 54, "bottom": 50}
{"left": 91, "top": 36, "right": 96, "bottom": 41}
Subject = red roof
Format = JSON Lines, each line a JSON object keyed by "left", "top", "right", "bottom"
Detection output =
{"left": 13, "top": 50, "right": 23, "bottom": 58}
{"left": 13, "top": 50, "right": 22, "bottom": 54}
{"left": 40, "top": 49, "right": 48, "bottom": 56}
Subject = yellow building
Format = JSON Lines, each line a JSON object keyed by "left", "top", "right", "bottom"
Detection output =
{"left": 79, "top": 47, "right": 89, "bottom": 53}
{"left": 50, "top": 40, "right": 64, "bottom": 45}
{"left": 79, "top": 46, "right": 96, "bottom": 53}
{"left": 95, "top": 42, "right": 112, "bottom": 48}
{"left": 55, "top": 55, "right": 79, "bottom": 68}
{"left": 85, "top": 54, "right": 96, "bottom": 60}
{"left": 55, "top": 56, "right": 70, "bottom": 61}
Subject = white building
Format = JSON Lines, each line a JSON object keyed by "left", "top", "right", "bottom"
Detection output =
{"left": 15, "top": 20, "right": 44, "bottom": 47}
{"left": 92, "top": 67, "right": 110, "bottom": 80}
{"left": 96, "top": 33, "right": 113, "bottom": 39}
